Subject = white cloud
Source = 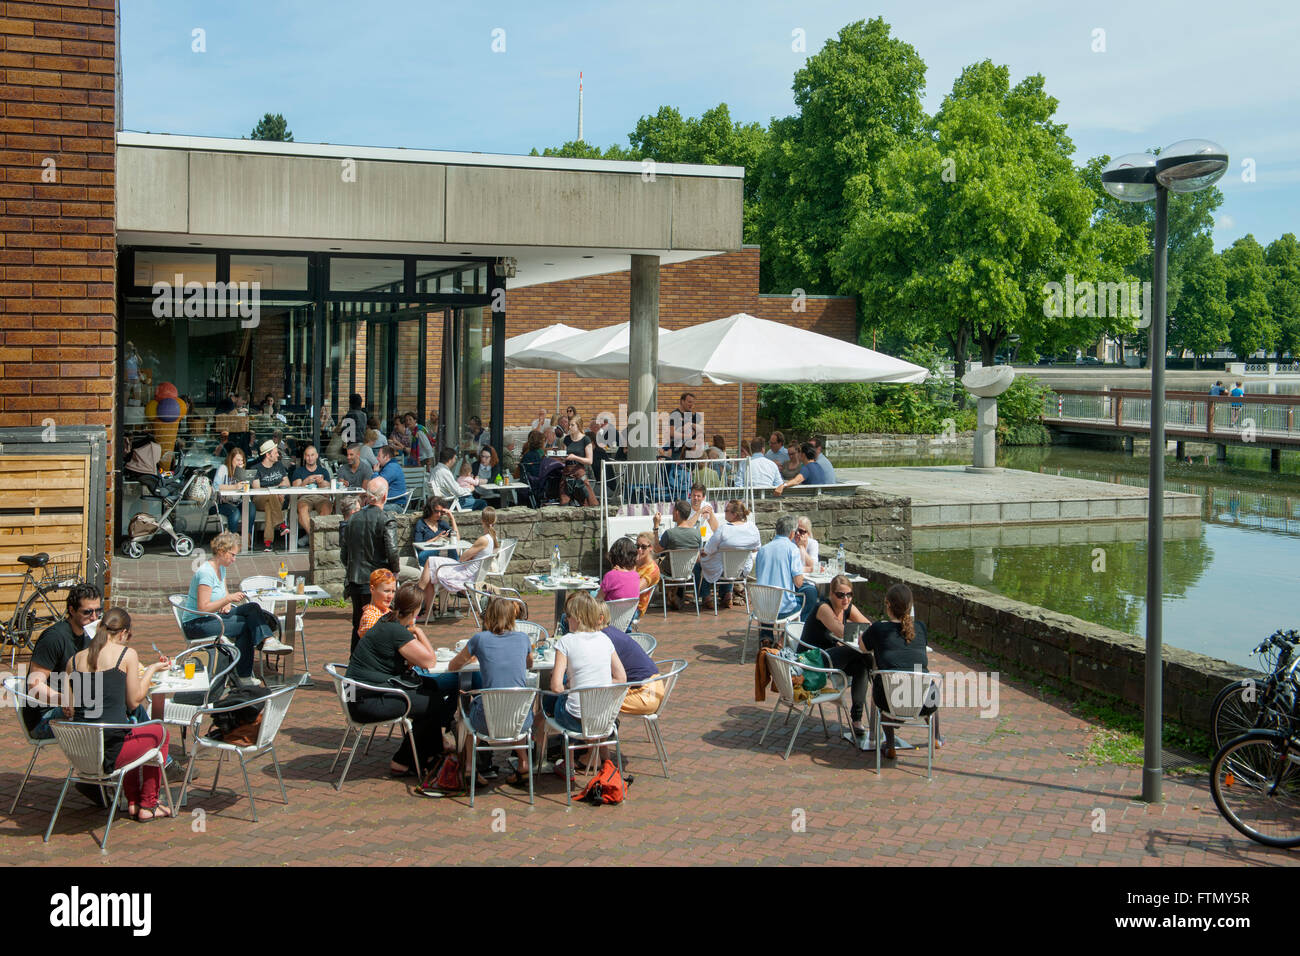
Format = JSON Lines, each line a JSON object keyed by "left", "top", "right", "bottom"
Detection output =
{"left": 1216, "top": 214, "right": 1236, "bottom": 230}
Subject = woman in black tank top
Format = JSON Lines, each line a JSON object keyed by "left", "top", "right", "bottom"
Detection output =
{"left": 67, "top": 609, "right": 173, "bottom": 820}
{"left": 798, "top": 574, "right": 872, "bottom": 735}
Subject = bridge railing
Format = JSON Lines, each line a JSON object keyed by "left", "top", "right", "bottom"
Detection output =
{"left": 1042, "top": 388, "right": 1300, "bottom": 442}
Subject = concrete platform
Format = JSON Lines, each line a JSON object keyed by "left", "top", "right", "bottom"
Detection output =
{"left": 915, "top": 515, "right": 1202, "bottom": 551}
{"left": 838, "top": 465, "right": 1201, "bottom": 528}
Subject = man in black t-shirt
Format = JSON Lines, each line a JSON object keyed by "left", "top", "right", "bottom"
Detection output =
{"left": 23, "top": 583, "right": 102, "bottom": 737}
{"left": 667, "top": 392, "right": 701, "bottom": 460}
{"left": 253, "top": 439, "right": 291, "bottom": 551}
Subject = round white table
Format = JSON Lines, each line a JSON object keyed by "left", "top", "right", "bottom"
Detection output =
{"left": 242, "top": 583, "right": 331, "bottom": 686}
{"left": 523, "top": 573, "right": 601, "bottom": 631}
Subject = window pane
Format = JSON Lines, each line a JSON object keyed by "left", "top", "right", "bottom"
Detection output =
{"left": 231, "top": 255, "right": 308, "bottom": 289}
{"left": 329, "top": 258, "right": 404, "bottom": 293}
{"left": 132, "top": 251, "right": 216, "bottom": 287}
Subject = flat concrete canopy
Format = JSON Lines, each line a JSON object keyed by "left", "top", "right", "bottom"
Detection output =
{"left": 115, "top": 133, "right": 744, "bottom": 286}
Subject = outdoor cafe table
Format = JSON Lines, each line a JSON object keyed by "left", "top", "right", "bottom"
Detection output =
{"left": 803, "top": 569, "right": 867, "bottom": 595}
{"left": 221, "top": 485, "right": 366, "bottom": 554}
{"left": 523, "top": 573, "right": 601, "bottom": 631}
{"left": 242, "top": 583, "right": 331, "bottom": 687}
{"left": 146, "top": 669, "right": 210, "bottom": 720}
{"left": 473, "top": 481, "right": 530, "bottom": 508}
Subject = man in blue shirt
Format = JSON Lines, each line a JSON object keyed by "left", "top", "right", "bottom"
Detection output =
{"left": 374, "top": 444, "right": 407, "bottom": 511}
{"left": 753, "top": 515, "right": 820, "bottom": 643}
{"left": 764, "top": 431, "right": 791, "bottom": 468}
{"left": 1229, "top": 381, "right": 1245, "bottom": 426}
{"left": 809, "top": 436, "right": 837, "bottom": 484}
{"left": 773, "top": 443, "right": 828, "bottom": 496}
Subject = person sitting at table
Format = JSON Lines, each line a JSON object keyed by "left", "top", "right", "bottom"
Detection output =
{"left": 698, "top": 499, "right": 760, "bottom": 611}
{"left": 404, "top": 412, "right": 434, "bottom": 466}
{"left": 367, "top": 417, "right": 387, "bottom": 450}
{"left": 598, "top": 604, "right": 662, "bottom": 718}
{"left": 545, "top": 592, "right": 627, "bottom": 775}
{"left": 291, "top": 442, "right": 333, "bottom": 544}
{"left": 431, "top": 445, "right": 485, "bottom": 511}
{"left": 752, "top": 515, "right": 820, "bottom": 637}
{"left": 374, "top": 444, "right": 407, "bottom": 512}
{"left": 347, "top": 584, "right": 446, "bottom": 777}
{"left": 357, "top": 568, "right": 398, "bottom": 640}
{"left": 211, "top": 428, "right": 237, "bottom": 460}
{"left": 808, "top": 436, "right": 837, "bottom": 484}
{"left": 801, "top": 573, "right": 872, "bottom": 736}
{"left": 548, "top": 415, "right": 570, "bottom": 450}
{"left": 417, "top": 507, "right": 497, "bottom": 617}
{"left": 773, "top": 443, "right": 829, "bottom": 497}
{"left": 862, "top": 583, "right": 939, "bottom": 758}
{"left": 456, "top": 459, "right": 477, "bottom": 493}
{"left": 448, "top": 595, "right": 535, "bottom": 787}
{"left": 743, "top": 437, "right": 783, "bottom": 489}
{"left": 516, "top": 430, "right": 546, "bottom": 481}
{"left": 388, "top": 416, "right": 412, "bottom": 460}
{"left": 599, "top": 538, "right": 641, "bottom": 605}
{"left": 211, "top": 448, "right": 246, "bottom": 534}
{"left": 632, "top": 532, "right": 660, "bottom": 628}
{"left": 338, "top": 442, "right": 373, "bottom": 490}
{"left": 651, "top": 500, "right": 701, "bottom": 611}
{"left": 252, "top": 439, "right": 291, "bottom": 552}
{"left": 795, "top": 516, "right": 820, "bottom": 572}
{"left": 415, "top": 498, "right": 460, "bottom": 565}
{"left": 181, "top": 531, "right": 290, "bottom": 686}
{"left": 765, "top": 431, "right": 791, "bottom": 467}
{"left": 470, "top": 444, "right": 500, "bottom": 487}
{"left": 64, "top": 607, "right": 173, "bottom": 821}
{"left": 529, "top": 408, "right": 552, "bottom": 432}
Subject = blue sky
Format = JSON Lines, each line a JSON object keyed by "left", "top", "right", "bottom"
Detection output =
{"left": 121, "top": 0, "right": 1299, "bottom": 250}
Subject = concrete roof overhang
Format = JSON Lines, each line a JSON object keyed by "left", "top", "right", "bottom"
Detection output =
{"left": 115, "top": 133, "right": 745, "bottom": 288}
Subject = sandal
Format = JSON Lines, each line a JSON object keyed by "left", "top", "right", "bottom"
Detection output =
{"left": 389, "top": 763, "right": 415, "bottom": 777}
{"left": 504, "top": 769, "right": 531, "bottom": 787}
{"left": 137, "top": 805, "right": 172, "bottom": 822}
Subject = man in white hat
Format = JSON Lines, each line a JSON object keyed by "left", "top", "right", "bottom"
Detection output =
{"left": 252, "top": 438, "right": 291, "bottom": 551}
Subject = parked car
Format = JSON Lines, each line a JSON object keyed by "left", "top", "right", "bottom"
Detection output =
{"left": 1036, "top": 356, "right": 1057, "bottom": 366}
{"left": 1075, "top": 356, "right": 1102, "bottom": 366}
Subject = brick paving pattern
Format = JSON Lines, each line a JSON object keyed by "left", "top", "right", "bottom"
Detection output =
{"left": 2, "top": 586, "right": 1294, "bottom": 866}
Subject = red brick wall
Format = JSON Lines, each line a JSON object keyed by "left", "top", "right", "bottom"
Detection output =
{"left": 504, "top": 248, "right": 858, "bottom": 446}
{"left": 0, "top": 0, "right": 116, "bottom": 554}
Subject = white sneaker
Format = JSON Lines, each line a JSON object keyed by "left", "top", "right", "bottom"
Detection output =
{"left": 261, "top": 637, "right": 292, "bottom": 654}
{"left": 237, "top": 675, "right": 265, "bottom": 690}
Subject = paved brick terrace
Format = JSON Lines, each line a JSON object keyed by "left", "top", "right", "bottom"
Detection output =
{"left": 2, "top": 585, "right": 1294, "bottom": 867}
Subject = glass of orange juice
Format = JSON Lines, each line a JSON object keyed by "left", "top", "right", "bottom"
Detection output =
{"left": 184, "top": 658, "right": 196, "bottom": 680}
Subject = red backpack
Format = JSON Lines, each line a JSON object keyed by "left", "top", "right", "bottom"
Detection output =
{"left": 579, "top": 759, "right": 632, "bottom": 805}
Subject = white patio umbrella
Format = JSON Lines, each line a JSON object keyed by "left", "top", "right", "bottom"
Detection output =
{"left": 502, "top": 322, "right": 585, "bottom": 415}
{"left": 520, "top": 321, "right": 674, "bottom": 379}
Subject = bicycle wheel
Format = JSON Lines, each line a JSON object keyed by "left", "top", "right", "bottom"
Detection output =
{"left": 1210, "top": 732, "right": 1300, "bottom": 848}
{"left": 14, "top": 584, "right": 64, "bottom": 649}
{"left": 1211, "top": 679, "right": 1268, "bottom": 749}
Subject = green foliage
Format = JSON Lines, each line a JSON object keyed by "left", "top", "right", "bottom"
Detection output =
{"left": 756, "top": 18, "right": 927, "bottom": 295}
{"left": 1171, "top": 237, "right": 1231, "bottom": 359}
{"left": 1265, "top": 233, "right": 1300, "bottom": 359}
{"left": 995, "top": 375, "right": 1051, "bottom": 431}
{"left": 759, "top": 380, "right": 975, "bottom": 436}
{"left": 1223, "top": 234, "right": 1277, "bottom": 359}
{"left": 528, "top": 140, "right": 635, "bottom": 160}
{"left": 250, "top": 113, "right": 292, "bottom": 142}
{"left": 835, "top": 60, "right": 1144, "bottom": 375}
{"left": 1001, "top": 423, "right": 1052, "bottom": 446}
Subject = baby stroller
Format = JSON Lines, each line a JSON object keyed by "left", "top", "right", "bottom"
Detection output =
{"left": 121, "top": 456, "right": 205, "bottom": 559}
{"left": 523, "top": 457, "right": 567, "bottom": 508}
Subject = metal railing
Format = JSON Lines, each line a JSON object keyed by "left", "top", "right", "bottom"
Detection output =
{"left": 1043, "top": 388, "right": 1300, "bottom": 444}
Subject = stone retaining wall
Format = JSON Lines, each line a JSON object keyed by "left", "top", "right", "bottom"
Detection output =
{"left": 823, "top": 432, "right": 974, "bottom": 460}
{"left": 847, "top": 554, "right": 1255, "bottom": 731}
{"left": 309, "top": 488, "right": 912, "bottom": 598}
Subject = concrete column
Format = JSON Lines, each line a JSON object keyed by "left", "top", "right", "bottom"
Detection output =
{"left": 1216, "top": 444, "right": 1228, "bottom": 462}
{"left": 1123, "top": 435, "right": 1134, "bottom": 454}
{"left": 628, "top": 254, "right": 659, "bottom": 462}
{"left": 966, "top": 397, "right": 1000, "bottom": 473}
{"left": 1271, "top": 448, "right": 1281, "bottom": 471}
{"left": 1174, "top": 440, "right": 1185, "bottom": 460}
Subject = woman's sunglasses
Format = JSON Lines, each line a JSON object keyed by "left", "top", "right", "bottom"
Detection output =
{"left": 833, "top": 590, "right": 853, "bottom": 599}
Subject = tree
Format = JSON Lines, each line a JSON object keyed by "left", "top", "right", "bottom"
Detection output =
{"left": 1169, "top": 237, "right": 1230, "bottom": 364}
{"left": 834, "top": 60, "right": 1143, "bottom": 379}
{"left": 249, "top": 113, "right": 293, "bottom": 142}
{"left": 1222, "top": 234, "right": 1276, "bottom": 359}
{"left": 528, "top": 140, "right": 636, "bottom": 160}
{"left": 1265, "top": 233, "right": 1300, "bottom": 360}
{"left": 754, "top": 18, "right": 927, "bottom": 296}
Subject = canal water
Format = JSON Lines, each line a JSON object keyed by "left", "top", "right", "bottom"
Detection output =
{"left": 844, "top": 445, "right": 1300, "bottom": 668}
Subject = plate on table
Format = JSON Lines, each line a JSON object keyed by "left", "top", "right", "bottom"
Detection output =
{"left": 558, "top": 576, "right": 593, "bottom": 587}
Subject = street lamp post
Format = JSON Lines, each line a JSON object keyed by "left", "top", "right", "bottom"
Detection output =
{"left": 1101, "top": 140, "right": 1228, "bottom": 804}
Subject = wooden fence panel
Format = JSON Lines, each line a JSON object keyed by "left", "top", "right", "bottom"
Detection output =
{"left": 0, "top": 454, "right": 90, "bottom": 616}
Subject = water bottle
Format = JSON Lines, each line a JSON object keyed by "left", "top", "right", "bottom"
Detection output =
{"left": 551, "top": 545, "right": 561, "bottom": 578}
{"left": 836, "top": 544, "right": 846, "bottom": 575}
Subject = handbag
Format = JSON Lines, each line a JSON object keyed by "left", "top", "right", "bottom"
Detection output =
{"left": 796, "top": 649, "right": 829, "bottom": 692}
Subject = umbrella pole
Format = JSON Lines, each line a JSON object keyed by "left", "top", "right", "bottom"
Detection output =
{"left": 555, "top": 372, "right": 560, "bottom": 419}
{"left": 737, "top": 383, "right": 742, "bottom": 450}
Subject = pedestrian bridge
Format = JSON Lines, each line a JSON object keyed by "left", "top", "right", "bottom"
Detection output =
{"left": 1042, "top": 388, "right": 1300, "bottom": 467}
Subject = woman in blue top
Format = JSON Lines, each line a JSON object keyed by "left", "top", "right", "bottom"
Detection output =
{"left": 448, "top": 596, "right": 534, "bottom": 786}
{"left": 414, "top": 499, "right": 460, "bottom": 564}
{"left": 181, "top": 531, "right": 289, "bottom": 685}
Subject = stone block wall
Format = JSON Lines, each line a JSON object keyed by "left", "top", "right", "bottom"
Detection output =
{"left": 847, "top": 554, "right": 1254, "bottom": 732}
{"left": 309, "top": 488, "right": 912, "bottom": 597}
{"left": 823, "top": 432, "right": 974, "bottom": 460}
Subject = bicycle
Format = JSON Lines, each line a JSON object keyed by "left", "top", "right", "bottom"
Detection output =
{"left": 1210, "top": 693, "right": 1300, "bottom": 849}
{"left": 0, "top": 551, "right": 85, "bottom": 667}
{"left": 1209, "top": 630, "right": 1300, "bottom": 750}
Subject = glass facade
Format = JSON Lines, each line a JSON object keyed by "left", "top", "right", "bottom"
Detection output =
{"left": 117, "top": 248, "right": 500, "bottom": 474}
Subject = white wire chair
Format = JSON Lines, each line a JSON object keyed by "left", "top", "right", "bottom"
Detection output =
{"left": 44, "top": 719, "right": 175, "bottom": 853}
{"left": 168, "top": 593, "right": 226, "bottom": 644}
{"left": 163, "top": 639, "right": 240, "bottom": 758}
{"left": 871, "top": 669, "right": 943, "bottom": 779}
{"left": 741, "top": 583, "right": 806, "bottom": 664}
{"left": 459, "top": 687, "right": 541, "bottom": 806}
{"left": 629, "top": 659, "right": 688, "bottom": 778}
{"left": 627, "top": 632, "right": 658, "bottom": 656}
{"left": 659, "top": 549, "right": 700, "bottom": 618}
{"left": 605, "top": 596, "right": 639, "bottom": 632}
{"left": 758, "top": 653, "right": 850, "bottom": 760}
{"left": 514, "top": 620, "right": 550, "bottom": 646}
{"left": 237, "top": 574, "right": 300, "bottom": 678}
{"left": 424, "top": 553, "right": 491, "bottom": 624}
{"left": 708, "top": 548, "right": 756, "bottom": 614}
{"left": 484, "top": 537, "right": 517, "bottom": 584}
{"left": 2, "top": 675, "right": 61, "bottom": 813}
{"left": 178, "top": 683, "right": 296, "bottom": 821}
{"left": 322, "top": 662, "right": 420, "bottom": 791}
{"left": 542, "top": 683, "right": 630, "bottom": 806}
{"left": 464, "top": 585, "right": 529, "bottom": 630}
